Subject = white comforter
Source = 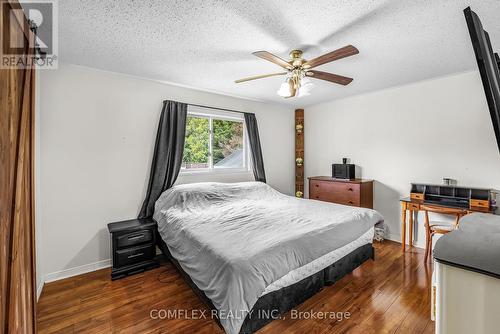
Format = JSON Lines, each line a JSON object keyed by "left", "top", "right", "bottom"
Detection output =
{"left": 154, "top": 182, "right": 383, "bottom": 334}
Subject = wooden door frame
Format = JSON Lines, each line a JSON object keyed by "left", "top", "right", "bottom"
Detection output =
{"left": 0, "top": 0, "right": 37, "bottom": 332}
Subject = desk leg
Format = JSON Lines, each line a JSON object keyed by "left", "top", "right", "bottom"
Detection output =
{"left": 409, "top": 209, "right": 413, "bottom": 248}
{"left": 401, "top": 203, "right": 407, "bottom": 252}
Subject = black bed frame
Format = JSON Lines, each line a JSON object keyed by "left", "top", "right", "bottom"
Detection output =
{"left": 156, "top": 230, "right": 374, "bottom": 334}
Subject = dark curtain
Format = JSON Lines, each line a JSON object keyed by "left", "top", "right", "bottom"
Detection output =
{"left": 138, "top": 100, "right": 187, "bottom": 218}
{"left": 244, "top": 113, "right": 267, "bottom": 183}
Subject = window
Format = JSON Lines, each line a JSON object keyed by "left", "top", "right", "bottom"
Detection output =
{"left": 181, "top": 107, "right": 249, "bottom": 174}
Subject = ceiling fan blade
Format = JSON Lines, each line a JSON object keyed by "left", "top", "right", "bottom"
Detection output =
{"left": 306, "top": 70, "right": 353, "bottom": 85}
{"left": 235, "top": 72, "right": 287, "bottom": 83}
{"left": 252, "top": 51, "right": 293, "bottom": 70}
{"left": 303, "top": 45, "right": 359, "bottom": 69}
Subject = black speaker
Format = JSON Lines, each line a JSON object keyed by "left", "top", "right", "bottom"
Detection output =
{"left": 332, "top": 164, "right": 355, "bottom": 179}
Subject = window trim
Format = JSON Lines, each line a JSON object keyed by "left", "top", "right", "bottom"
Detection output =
{"left": 180, "top": 107, "right": 251, "bottom": 175}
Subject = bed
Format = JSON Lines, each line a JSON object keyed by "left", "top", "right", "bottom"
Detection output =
{"left": 153, "top": 182, "right": 383, "bottom": 334}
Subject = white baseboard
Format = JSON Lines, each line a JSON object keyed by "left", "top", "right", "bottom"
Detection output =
{"left": 39, "top": 236, "right": 421, "bottom": 286}
{"left": 37, "top": 281, "right": 44, "bottom": 301}
{"left": 386, "top": 232, "right": 424, "bottom": 249}
{"left": 43, "top": 250, "right": 163, "bottom": 284}
{"left": 386, "top": 232, "right": 401, "bottom": 243}
{"left": 44, "top": 259, "right": 111, "bottom": 283}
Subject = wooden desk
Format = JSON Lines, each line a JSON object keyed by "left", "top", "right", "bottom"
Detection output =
{"left": 400, "top": 197, "right": 497, "bottom": 252}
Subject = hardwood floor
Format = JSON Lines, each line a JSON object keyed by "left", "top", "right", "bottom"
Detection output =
{"left": 37, "top": 241, "right": 434, "bottom": 333}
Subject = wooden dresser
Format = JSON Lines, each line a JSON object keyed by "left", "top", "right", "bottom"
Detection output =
{"left": 308, "top": 176, "right": 374, "bottom": 209}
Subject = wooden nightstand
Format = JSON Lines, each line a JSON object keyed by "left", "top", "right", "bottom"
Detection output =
{"left": 107, "top": 218, "right": 160, "bottom": 280}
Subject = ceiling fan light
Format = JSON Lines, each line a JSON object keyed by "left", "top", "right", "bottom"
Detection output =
{"left": 297, "top": 88, "right": 311, "bottom": 97}
{"left": 297, "top": 78, "right": 313, "bottom": 98}
{"left": 301, "top": 77, "right": 313, "bottom": 88}
{"left": 277, "top": 82, "right": 291, "bottom": 97}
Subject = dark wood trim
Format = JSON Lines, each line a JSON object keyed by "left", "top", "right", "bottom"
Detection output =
{"left": 0, "top": 1, "right": 37, "bottom": 332}
{"left": 295, "top": 109, "right": 304, "bottom": 198}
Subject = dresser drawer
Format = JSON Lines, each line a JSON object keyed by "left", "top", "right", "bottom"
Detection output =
{"left": 309, "top": 180, "right": 360, "bottom": 206}
{"left": 319, "top": 194, "right": 360, "bottom": 207}
{"left": 310, "top": 180, "right": 360, "bottom": 193}
{"left": 115, "top": 243, "right": 155, "bottom": 267}
{"left": 331, "top": 197, "right": 360, "bottom": 207}
{"left": 115, "top": 229, "right": 153, "bottom": 249}
{"left": 309, "top": 177, "right": 373, "bottom": 208}
{"left": 309, "top": 181, "right": 324, "bottom": 200}
{"left": 310, "top": 180, "right": 337, "bottom": 198}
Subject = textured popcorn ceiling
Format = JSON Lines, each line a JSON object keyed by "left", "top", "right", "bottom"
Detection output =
{"left": 58, "top": 0, "right": 500, "bottom": 107}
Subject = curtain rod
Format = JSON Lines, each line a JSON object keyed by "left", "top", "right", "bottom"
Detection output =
{"left": 185, "top": 103, "right": 253, "bottom": 116}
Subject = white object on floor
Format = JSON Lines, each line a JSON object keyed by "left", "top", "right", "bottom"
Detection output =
{"left": 374, "top": 224, "right": 385, "bottom": 242}
{"left": 435, "top": 261, "right": 500, "bottom": 334}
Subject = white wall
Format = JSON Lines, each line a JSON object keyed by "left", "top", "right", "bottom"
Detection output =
{"left": 38, "top": 64, "right": 294, "bottom": 281}
{"left": 38, "top": 65, "right": 499, "bottom": 284}
{"left": 304, "top": 71, "right": 500, "bottom": 248}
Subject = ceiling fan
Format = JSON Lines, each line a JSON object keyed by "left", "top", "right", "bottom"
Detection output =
{"left": 235, "top": 45, "right": 359, "bottom": 98}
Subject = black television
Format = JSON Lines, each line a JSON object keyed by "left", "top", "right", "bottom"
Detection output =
{"left": 464, "top": 7, "right": 500, "bottom": 153}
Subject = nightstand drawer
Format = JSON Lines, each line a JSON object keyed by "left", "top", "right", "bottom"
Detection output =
{"left": 115, "top": 243, "right": 155, "bottom": 267}
{"left": 116, "top": 229, "right": 153, "bottom": 249}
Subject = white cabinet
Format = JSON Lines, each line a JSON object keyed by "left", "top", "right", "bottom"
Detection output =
{"left": 434, "top": 261, "right": 500, "bottom": 334}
